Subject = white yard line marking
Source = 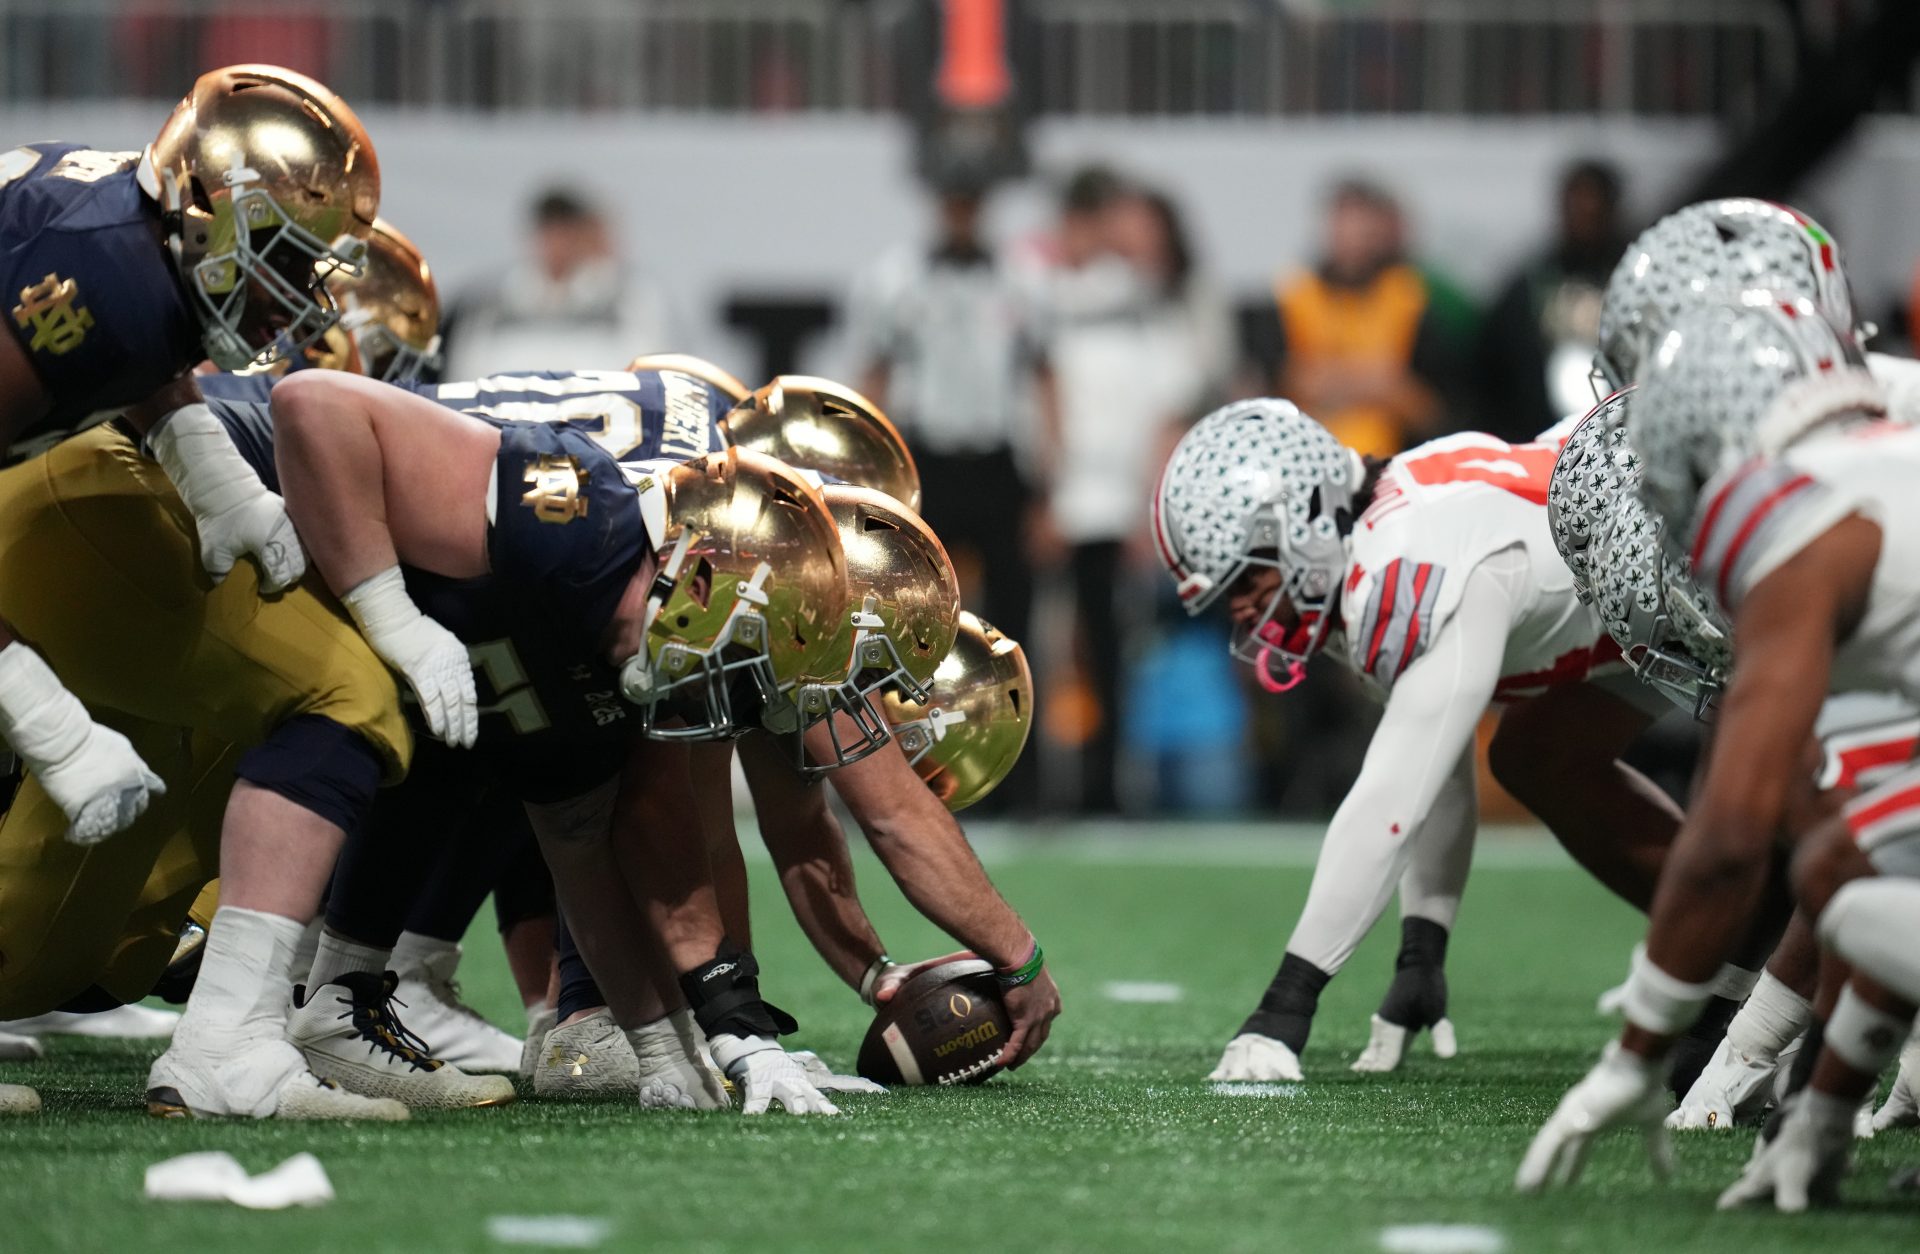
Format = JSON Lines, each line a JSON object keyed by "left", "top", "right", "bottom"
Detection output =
{"left": 1377, "top": 1224, "right": 1506, "bottom": 1254}
{"left": 1101, "top": 981, "right": 1184, "bottom": 1003}
{"left": 486, "top": 1215, "right": 613, "bottom": 1248}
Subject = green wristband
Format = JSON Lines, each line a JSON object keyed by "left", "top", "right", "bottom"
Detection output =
{"left": 997, "top": 941, "right": 1044, "bottom": 990}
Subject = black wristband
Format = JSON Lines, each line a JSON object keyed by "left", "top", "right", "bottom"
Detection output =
{"left": 678, "top": 940, "right": 799, "bottom": 1039}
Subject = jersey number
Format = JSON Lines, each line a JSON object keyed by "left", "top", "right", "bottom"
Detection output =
{"left": 1400, "top": 438, "right": 1559, "bottom": 505}
{"left": 470, "top": 639, "right": 552, "bottom": 735}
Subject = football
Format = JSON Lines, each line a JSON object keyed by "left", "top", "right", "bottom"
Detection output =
{"left": 856, "top": 958, "right": 1012, "bottom": 1086}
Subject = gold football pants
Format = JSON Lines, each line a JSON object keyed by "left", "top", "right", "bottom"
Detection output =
{"left": 0, "top": 426, "right": 409, "bottom": 1015}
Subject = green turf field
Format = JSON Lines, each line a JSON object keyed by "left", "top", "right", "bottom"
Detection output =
{"left": 3, "top": 827, "right": 1915, "bottom": 1252}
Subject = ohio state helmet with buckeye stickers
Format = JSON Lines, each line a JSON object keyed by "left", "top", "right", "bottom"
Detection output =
{"left": 1629, "top": 291, "right": 1882, "bottom": 540}
{"left": 1596, "top": 198, "right": 1854, "bottom": 391}
{"left": 1546, "top": 389, "right": 1636, "bottom": 603}
{"left": 1152, "top": 398, "right": 1365, "bottom": 689}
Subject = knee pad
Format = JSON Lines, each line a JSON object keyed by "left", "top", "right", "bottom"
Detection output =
{"left": 235, "top": 715, "right": 382, "bottom": 834}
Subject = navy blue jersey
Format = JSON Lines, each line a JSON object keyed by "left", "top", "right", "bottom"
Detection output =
{"left": 1, "top": 143, "right": 199, "bottom": 464}
{"left": 199, "top": 365, "right": 727, "bottom": 493}
{"left": 204, "top": 390, "right": 660, "bottom": 749}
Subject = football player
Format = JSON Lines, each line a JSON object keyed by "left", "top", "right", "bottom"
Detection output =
{"left": 0, "top": 64, "right": 378, "bottom": 855}
{"left": 248, "top": 366, "right": 859, "bottom": 1115}
{"left": 0, "top": 225, "right": 453, "bottom": 1120}
{"left": 1517, "top": 293, "right": 1920, "bottom": 1210}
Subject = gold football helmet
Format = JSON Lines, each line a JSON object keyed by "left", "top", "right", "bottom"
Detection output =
{"left": 620, "top": 447, "right": 849, "bottom": 739}
{"left": 719, "top": 375, "right": 921, "bottom": 511}
{"left": 879, "top": 611, "right": 1032, "bottom": 811}
{"left": 141, "top": 64, "right": 380, "bottom": 371}
{"left": 309, "top": 218, "right": 440, "bottom": 383}
{"left": 626, "top": 354, "right": 753, "bottom": 406}
{"left": 796, "top": 485, "right": 962, "bottom": 771}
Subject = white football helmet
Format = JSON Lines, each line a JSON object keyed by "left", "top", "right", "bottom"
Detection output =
{"left": 1587, "top": 491, "right": 1728, "bottom": 718}
{"left": 1152, "top": 398, "right": 1364, "bottom": 690}
{"left": 1596, "top": 199, "right": 1855, "bottom": 391}
{"left": 1630, "top": 291, "right": 1882, "bottom": 539}
{"left": 1547, "top": 389, "right": 1636, "bottom": 603}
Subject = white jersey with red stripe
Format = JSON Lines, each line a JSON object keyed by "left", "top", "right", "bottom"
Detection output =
{"left": 1339, "top": 429, "right": 1616, "bottom": 702}
{"left": 1692, "top": 421, "right": 1920, "bottom": 707}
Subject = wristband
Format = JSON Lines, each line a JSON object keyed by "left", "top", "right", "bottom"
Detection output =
{"left": 858, "top": 954, "right": 893, "bottom": 1007}
{"left": 996, "top": 938, "right": 1045, "bottom": 990}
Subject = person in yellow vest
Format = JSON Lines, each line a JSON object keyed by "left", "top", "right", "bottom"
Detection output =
{"left": 1263, "top": 179, "right": 1473, "bottom": 459}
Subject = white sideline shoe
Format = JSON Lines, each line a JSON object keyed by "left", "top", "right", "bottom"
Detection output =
{"left": 146, "top": 1034, "right": 405, "bottom": 1121}
{"left": 0, "top": 1082, "right": 41, "bottom": 1114}
{"left": 3, "top": 1004, "right": 180, "bottom": 1039}
{"left": 390, "top": 942, "right": 522, "bottom": 1073}
{"left": 533, "top": 1009, "right": 639, "bottom": 1101}
{"left": 289, "top": 971, "right": 514, "bottom": 1109}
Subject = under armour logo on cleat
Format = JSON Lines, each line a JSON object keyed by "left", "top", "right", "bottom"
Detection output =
{"left": 546, "top": 1046, "right": 591, "bottom": 1077}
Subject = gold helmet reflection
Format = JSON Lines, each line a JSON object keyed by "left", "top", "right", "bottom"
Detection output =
{"left": 307, "top": 218, "right": 441, "bottom": 383}
{"left": 720, "top": 375, "right": 920, "bottom": 511}
{"left": 142, "top": 64, "right": 380, "bottom": 371}
{"left": 879, "top": 611, "right": 1032, "bottom": 811}
{"left": 620, "top": 447, "right": 849, "bottom": 739}
{"left": 797, "top": 485, "right": 962, "bottom": 771}
{"left": 626, "top": 354, "right": 753, "bottom": 406}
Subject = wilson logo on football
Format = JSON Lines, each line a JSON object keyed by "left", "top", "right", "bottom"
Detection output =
{"left": 932, "top": 1020, "right": 1001, "bottom": 1059}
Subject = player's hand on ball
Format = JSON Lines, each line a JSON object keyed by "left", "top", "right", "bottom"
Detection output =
{"left": 1668, "top": 1036, "right": 1775, "bottom": 1131}
{"left": 43, "top": 721, "right": 167, "bottom": 846}
{"left": 872, "top": 951, "right": 978, "bottom": 1005}
{"left": 1208, "top": 1033, "right": 1303, "bottom": 1083}
{"left": 1515, "top": 1041, "right": 1670, "bottom": 1193}
{"left": 199, "top": 489, "right": 307, "bottom": 593}
{"left": 1717, "top": 1092, "right": 1853, "bottom": 1212}
{"left": 709, "top": 1033, "right": 840, "bottom": 1115}
{"left": 1000, "top": 968, "right": 1062, "bottom": 1069}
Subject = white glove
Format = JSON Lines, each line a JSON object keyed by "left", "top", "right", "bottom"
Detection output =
{"left": 1668, "top": 1036, "right": 1778, "bottom": 1131}
{"left": 1515, "top": 1042, "right": 1671, "bottom": 1193}
{"left": 1717, "top": 1091, "right": 1854, "bottom": 1212}
{"left": 788, "top": 1050, "right": 887, "bottom": 1095}
{"left": 626, "top": 1010, "right": 729, "bottom": 1110}
{"left": 148, "top": 403, "right": 306, "bottom": 592}
{"left": 1871, "top": 1034, "right": 1920, "bottom": 1133}
{"left": 341, "top": 567, "right": 478, "bottom": 748}
{"left": 1352, "top": 1013, "right": 1458, "bottom": 1074}
{"left": 0, "top": 642, "right": 164, "bottom": 845}
{"left": 708, "top": 1033, "right": 840, "bottom": 1115}
{"left": 1208, "top": 1033, "right": 1303, "bottom": 1083}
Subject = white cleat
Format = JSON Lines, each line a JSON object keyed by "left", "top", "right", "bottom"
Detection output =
{"left": 391, "top": 943, "right": 522, "bottom": 1073}
{"left": 147, "top": 1034, "right": 406, "bottom": 1121}
{"left": 289, "top": 972, "right": 514, "bottom": 1109}
{"left": 533, "top": 1009, "right": 640, "bottom": 1101}
{"left": 0, "top": 1029, "right": 44, "bottom": 1060}
{"left": 1208, "top": 1033, "right": 1304, "bottom": 1083}
{"left": 2, "top": 1004, "right": 179, "bottom": 1039}
{"left": 1351, "top": 1013, "right": 1458, "bottom": 1073}
{"left": 520, "top": 1005, "right": 557, "bottom": 1081}
{"left": 1, "top": 1082, "right": 42, "bottom": 1114}
{"left": 1668, "top": 1037, "right": 1778, "bottom": 1131}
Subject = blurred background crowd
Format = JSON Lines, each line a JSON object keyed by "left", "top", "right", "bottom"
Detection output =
{"left": 6, "top": 0, "right": 1918, "bottom": 820}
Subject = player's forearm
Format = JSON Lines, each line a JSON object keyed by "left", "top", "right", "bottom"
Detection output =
{"left": 612, "top": 740, "right": 729, "bottom": 973}
{"left": 835, "top": 745, "right": 1031, "bottom": 969}
{"left": 120, "top": 373, "right": 201, "bottom": 435}
{"left": 273, "top": 378, "right": 403, "bottom": 594}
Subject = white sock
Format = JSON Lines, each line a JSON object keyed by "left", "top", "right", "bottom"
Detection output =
{"left": 291, "top": 919, "right": 322, "bottom": 983}
{"left": 1727, "top": 971, "right": 1814, "bottom": 1061}
{"left": 181, "top": 906, "right": 303, "bottom": 1048}
{"left": 391, "top": 931, "right": 458, "bottom": 977}
{"left": 1819, "top": 879, "right": 1920, "bottom": 1004}
{"left": 306, "top": 930, "right": 391, "bottom": 990}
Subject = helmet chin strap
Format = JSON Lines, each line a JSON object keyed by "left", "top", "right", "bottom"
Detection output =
{"left": 620, "top": 528, "right": 694, "bottom": 702}
{"left": 1255, "top": 648, "right": 1307, "bottom": 694}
